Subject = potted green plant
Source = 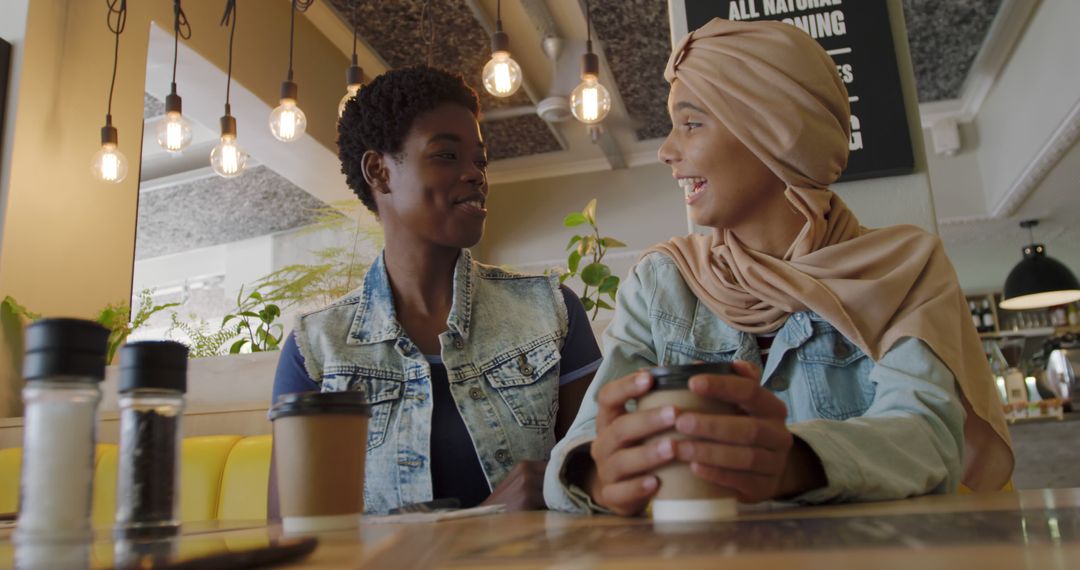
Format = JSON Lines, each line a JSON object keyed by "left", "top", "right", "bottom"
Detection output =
{"left": 560, "top": 199, "right": 626, "bottom": 321}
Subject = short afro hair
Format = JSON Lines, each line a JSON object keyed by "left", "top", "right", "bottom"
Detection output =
{"left": 337, "top": 65, "right": 481, "bottom": 213}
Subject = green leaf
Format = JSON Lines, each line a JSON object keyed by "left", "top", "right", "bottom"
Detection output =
{"left": 1, "top": 296, "right": 41, "bottom": 321}
{"left": 222, "top": 314, "right": 236, "bottom": 327}
{"left": 608, "top": 289, "right": 617, "bottom": 301}
{"left": 229, "top": 339, "right": 246, "bottom": 354}
{"left": 250, "top": 291, "right": 263, "bottom": 301}
{"left": 565, "top": 235, "right": 582, "bottom": 251}
{"left": 580, "top": 263, "right": 611, "bottom": 287}
{"left": 559, "top": 272, "right": 571, "bottom": 284}
{"left": 582, "top": 199, "right": 598, "bottom": 225}
{"left": 596, "top": 299, "right": 615, "bottom": 311}
{"left": 599, "top": 275, "right": 620, "bottom": 294}
{"left": 581, "top": 297, "right": 595, "bottom": 311}
{"left": 238, "top": 311, "right": 260, "bottom": 319}
{"left": 266, "top": 304, "right": 281, "bottom": 319}
{"left": 563, "top": 213, "right": 587, "bottom": 227}
{"left": 577, "top": 235, "right": 596, "bottom": 257}
{"left": 601, "top": 237, "right": 627, "bottom": 248}
{"left": 567, "top": 250, "right": 582, "bottom": 274}
{"left": 150, "top": 302, "right": 181, "bottom": 314}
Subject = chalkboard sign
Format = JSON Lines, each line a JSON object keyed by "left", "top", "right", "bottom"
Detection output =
{"left": 675, "top": 1, "right": 915, "bottom": 182}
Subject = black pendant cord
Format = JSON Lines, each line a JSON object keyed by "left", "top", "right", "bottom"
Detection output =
{"left": 220, "top": 0, "right": 238, "bottom": 115}
{"left": 420, "top": 0, "right": 435, "bottom": 66}
{"left": 171, "top": 0, "right": 191, "bottom": 92}
{"left": 1024, "top": 220, "right": 1038, "bottom": 244}
{"left": 288, "top": 0, "right": 315, "bottom": 82}
{"left": 585, "top": 0, "right": 592, "bottom": 53}
{"left": 104, "top": 0, "right": 128, "bottom": 124}
{"left": 351, "top": 0, "right": 358, "bottom": 58}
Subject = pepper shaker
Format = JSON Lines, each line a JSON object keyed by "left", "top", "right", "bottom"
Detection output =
{"left": 114, "top": 341, "right": 188, "bottom": 538}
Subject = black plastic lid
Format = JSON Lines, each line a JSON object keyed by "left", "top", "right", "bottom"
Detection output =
{"left": 118, "top": 341, "right": 189, "bottom": 394}
{"left": 269, "top": 391, "right": 371, "bottom": 421}
{"left": 22, "top": 318, "right": 109, "bottom": 381}
{"left": 646, "top": 362, "right": 733, "bottom": 391}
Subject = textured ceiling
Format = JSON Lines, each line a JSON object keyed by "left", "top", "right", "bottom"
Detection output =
{"left": 903, "top": 0, "right": 1004, "bottom": 103}
{"left": 322, "top": 0, "right": 1005, "bottom": 154}
{"left": 135, "top": 165, "right": 326, "bottom": 260}
{"left": 325, "top": 0, "right": 562, "bottom": 161}
{"left": 135, "top": 1, "right": 1010, "bottom": 263}
{"left": 589, "top": 0, "right": 671, "bottom": 141}
{"left": 144, "top": 92, "right": 165, "bottom": 119}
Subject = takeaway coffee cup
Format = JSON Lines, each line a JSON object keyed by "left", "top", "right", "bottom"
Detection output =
{"left": 638, "top": 362, "right": 739, "bottom": 522}
{"left": 269, "top": 391, "right": 370, "bottom": 533}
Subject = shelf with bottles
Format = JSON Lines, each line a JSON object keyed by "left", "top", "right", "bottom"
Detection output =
{"left": 966, "top": 292, "right": 1080, "bottom": 339}
{"left": 965, "top": 293, "right": 1000, "bottom": 335}
{"left": 994, "top": 295, "right": 1080, "bottom": 338}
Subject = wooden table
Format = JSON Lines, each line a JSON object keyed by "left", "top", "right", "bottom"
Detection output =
{"left": 4, "top": 489, "right": 1080, "bottom": 568}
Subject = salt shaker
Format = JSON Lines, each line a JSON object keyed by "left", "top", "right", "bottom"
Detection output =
{"left": 15, "top": 318, "right": 109, "bottom": 541}
{"left": 114, "top": 340, "right": 188, "bottom": 538}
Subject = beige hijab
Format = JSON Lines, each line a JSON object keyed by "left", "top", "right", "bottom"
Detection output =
{"left": 649, "top": 18, "right": 1013, "bottom": 491}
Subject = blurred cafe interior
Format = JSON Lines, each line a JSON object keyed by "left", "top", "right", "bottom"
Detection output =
{"left": 0, "top": 0, "right": 1079, "bottom": 567}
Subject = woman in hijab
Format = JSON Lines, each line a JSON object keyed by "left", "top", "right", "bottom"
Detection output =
{"left": 544, "top": 18, "right": 1013, "bottom": 515}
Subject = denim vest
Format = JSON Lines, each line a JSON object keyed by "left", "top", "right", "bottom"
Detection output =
{"left": 545, "top": 252, "right": 964, "bottom": 510}
{"left": 293, "top": 250, "right": 568, "bottom": 514}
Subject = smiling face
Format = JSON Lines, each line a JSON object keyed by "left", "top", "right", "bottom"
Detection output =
{"left": 369, "top": 103, "right": 490, "bottom": 249}
{"left": 657, "top": 80, "right": 787, "bottom": 230}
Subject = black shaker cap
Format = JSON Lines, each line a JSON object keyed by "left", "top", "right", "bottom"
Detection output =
{"left": 22, "top": 318, "right": 109, "bottom": 381}
{"left": 118, "top": 341, "right": 189, "bottom": 393}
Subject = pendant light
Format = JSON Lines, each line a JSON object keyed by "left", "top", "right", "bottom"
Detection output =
{"left": 269, "top": 0, "right": 312, "bottom": 142}
{"left": 999, "top": 220, "right": 1080, "bottom": 310}
{"left": 156, "top": 0, "right": 194, "bottom": 153}
{"left": 481, "top": 0, "right": 522, "bottom": 97}
{"left": 91, "top": 0, "right": 129, "bottom": 184}
{"left": 570, "top": 0, "right": 611, "bottom": 125}
{"left": 338, "top": 0, "right": 364, "bottom": 118}
{"left": 211, "top": 0, "right": 248, "bottom": 178}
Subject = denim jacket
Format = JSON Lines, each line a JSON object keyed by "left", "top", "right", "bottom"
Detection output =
{"left": 294, "top": 250, "right": 568, "bottom": 514}
{"left": 544, "top": 252, "right": 965, "bottom": 511}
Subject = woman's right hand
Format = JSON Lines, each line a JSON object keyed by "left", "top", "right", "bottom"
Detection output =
{"left": 588, "top": 370, "right": 680, "bottom": 516}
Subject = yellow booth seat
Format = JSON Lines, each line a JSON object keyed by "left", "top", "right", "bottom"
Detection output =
{"left": 217, "top": 435, "right": 272, "bottom": 521}
{"left": 0, "top": 435, "right": 272, "bottom": 523}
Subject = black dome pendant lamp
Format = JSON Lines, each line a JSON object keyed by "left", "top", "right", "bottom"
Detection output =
{"left": 999, "top": 220, "right": 1080, "bottom": 310}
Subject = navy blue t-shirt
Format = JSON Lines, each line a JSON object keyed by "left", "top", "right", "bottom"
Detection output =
{"left": 272, "top": 285, "right": 602, "bottom": 507}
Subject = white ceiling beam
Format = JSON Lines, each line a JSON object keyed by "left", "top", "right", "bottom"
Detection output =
{"left": 919, "top": 0, "right": 1039, "bottom": 130}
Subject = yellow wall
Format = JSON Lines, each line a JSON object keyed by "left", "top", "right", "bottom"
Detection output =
{"left": 0, "top": 0, "right": 348, "bottom": 416}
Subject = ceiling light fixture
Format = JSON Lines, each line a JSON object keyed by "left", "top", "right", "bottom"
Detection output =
{"left": 211, "top": 0, "right": 248, "bottom": 178}
{"left": 1000, "top": 220, "right": 1080, "bottom": 310}
{"left": 156, "top": 0, "right": 194, "bottom": 153}
{"left": 91, "top": 0, "right": 129, "bottom": 184}
{"left": 482, "top": 0, "right": 522, "bottom": 98}
{"left": 270, "top": 0, "right": 313, "bottom": 142}
{"left": 570, "top": 0, "right": 611, "bottom": 125}
{"left": 338, "top": 0, "right": 365, "bottom": 119}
